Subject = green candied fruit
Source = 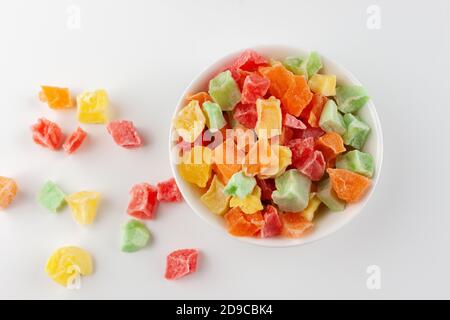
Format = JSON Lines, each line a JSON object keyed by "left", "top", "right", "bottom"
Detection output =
{"left": 208, "top": 70, "right": 241, "bottom": 111}
{"left": 336, "top": 150, "right": 375, "bottom": 178}
{"left": 202, "top": 101, "right": 227, "bottom": 132}
{"left": 343, "top": 113, "right": 371, "bottom": 150}
{"left": 335, "top": 85, "right": 369, "bottom": 113}
{"left": 121, "top": 219, "right": 151, "bottom": 253}
{"left": 317, "top": 178, "right": 345, "bottom": 211}
{"left": 319, "top": 100, "right": 346, "bottom": 135}
{"left": 272, "top": 169, "right": 311, "bottom": 212}
{"left": 37, "top": 180, "right": 66, "bottom": 213}
{"left": 305, "top": 51, "right": 322, "bottom": 78}
{"left": 224, "top": 171, "right": 256, "bottom": 199}
{"left": 283, "top": 56, "right": 307, "bottom": 77}
{"left": 282, "top": 51, "right": 322, "bottom": 79}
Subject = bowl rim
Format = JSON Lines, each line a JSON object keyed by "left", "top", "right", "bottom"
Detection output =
{"left": 169, "top": 44, "right": 384, "bottom": 248}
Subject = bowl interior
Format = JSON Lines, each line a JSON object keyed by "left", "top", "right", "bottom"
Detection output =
{"left": 170, "top": 45, "right": 383, "bottom": 247}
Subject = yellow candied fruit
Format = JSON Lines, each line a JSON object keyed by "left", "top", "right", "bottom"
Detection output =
{"left": 65, "top": 191, "right": 101, "bottom": 225}
{"left": 77, "top": 89, "right": 109, "bottom": 124}
{"left": 255, "top": 97, "right": 282, "bottom": 138}
{"left": 173, "top": 100, "right": 206, "bottom": 143}
{"left": 301, "top": 194, "right": 322, "bottom": 222}
{"left": 229, "top": 185, "right": 263, "bottom": 214}
{"left": 308, "top": 74, "right": 336, "bottom": 96}
{"left": 45, "top": 246, "right": 93, "bottom": 287}
{"left": 200, "top": 175, "right": 231, "bottom": 215}
{"left": 258, "top": 145, "right": 292, "bottom": 179}
{"left": 178, "top": 146, "right": 212, "bottom": 188}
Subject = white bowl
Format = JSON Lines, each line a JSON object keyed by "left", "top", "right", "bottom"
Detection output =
{"left": 169, "top": 45, "right": 383, "bottom": 247}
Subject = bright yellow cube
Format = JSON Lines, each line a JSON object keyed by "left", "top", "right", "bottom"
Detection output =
{"left": 308, "top": 74, "right": 336, "bottom": 96}
{"left": 230, "top": 185, "right": 263, "bottom": 214}
{"left": 77, "top": 90, "right": 109, "bottom": 124}
{"left": 200, "top": 175, "right": 230, "bottom": 215}
{"left": 66, "top": 191, "right": 101, "bottom": 225}
{"left": 45, "top": 246, "right": 93, "bottom": 287}
{"left": 178, "top": 146, "right": 212, "bottom": 188}
{"left": 255, "top": 97, "right": 282, "bottom": 139}
{"left": 173, "top": 100, "right": 206, "bottom": 143}
{"left": 301, "top": 194, "right": 322, "bottom": 221}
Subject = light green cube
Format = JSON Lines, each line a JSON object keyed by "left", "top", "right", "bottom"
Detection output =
{"left": 282, "top": 51, "right": 322, "bottom": 79}
{"left": 335, "top": 85, "right": 369, "bottom": 113}
{"left": 283, "top": 56, "right": 307, "bottom": 77}
{"left": 336, "top": 150, "right": 374, "bottom": 178}
{"left": 272, "top": 169, "right": 311, "bottom": 212}
{"left": 203, "top": 101, "right": 227, "bottom": 132}
{"left": 224, "top": 171, "right": 256, "bottom": 199}
{"left": 319, "top": 100, "right": 346, "bottom": 135}
{"left": 37, "top": 181, "right": 66, "bottom": 213}
{"left": 208, "top": 70, "right": 241, "bottom": 111}
{"left": 343, "top": 113, "right": 371, "bottom": 150}
{"left": 305, "top": 51, "right": 322, "bottom": 78}
{"left": 121, "top": 219, "right": 151, "bottom": 253}
{"left": 317, "top": 178, "right": 345, "bottom": 211}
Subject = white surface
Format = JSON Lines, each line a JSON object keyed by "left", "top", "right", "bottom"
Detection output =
{"left": 170, "top": 45, "right": 383, "bottom": 247}
{"left": 0, "top": 0, "right": 449, "bottom": 299}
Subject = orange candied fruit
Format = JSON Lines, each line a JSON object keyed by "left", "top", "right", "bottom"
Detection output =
{"left": 224, "top": 207, "right": 264, "bottom": 237}
{"left": 281, "top": 75, "right": 313, "bottom": 117}
{"left": 0, "top": 176, "right": 18, "bottom": 209}
{"left": 327, "top": 168, "right": 371, "bottom": 203}
{"left": 300, "top": 93, "right": 328, "bottom": 127}
{"left": 315, "top": 132, "right": 346, "bottom": 161}
{"left": 39, "top": 86, "right": 73, "bottom": 109}
{"left": 186, "top": 92, "right": 212, "bottom": 106}
{"left": 259, "top": 64, "right": 294, "bottom": 99}
{"left": 280, "top": 212, "right": 313, "bottom": 238}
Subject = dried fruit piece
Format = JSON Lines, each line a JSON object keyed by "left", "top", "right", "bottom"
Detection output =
{"left": 327, "top": 168, "right": 371, "bottom": 203}
{"left": 121, "top": 219, "right": 151, "bottom": 252}
{"left": 200, "top": 175, "right": 231, "bottom": 215}
{"left": 319, "top": 100, "right": 346, "bottom": 135}
{"left": 308, "top": 74, "right": 336, "bottom": 96}
{"left": 272, "top": 169, "right": 311, "bottom": 212}
{"left": 224, "top": 207, "right": 263, "bottom": 236}
{"left": 156, "top": 178, "right": 182, "bottom": 202}
{"left": 77, "top": 89, "right": 109, "bottom": 124}
{"left": 63, "top": 127, "right": 87, "bottom": 154}
{"left": 335, "top": 85, "right": 369, "bottom": 113}
{"left": 342, "top": 113, "right": 371, "bottom": 150}
{"left": 178, "top": 146, "right": 212, "bottom": 188}
{"left": 39, "top": 86, "right": 73, "bottom": 109}
{"left": 336, "top": 150, "right": 374, "bottom": 178}
{"left": 0, "top": 177, "right": 18, "bottom": 210}
{"left": 66, "top": 191, "right": 101, "bottom": 225}
{"left": 281, "top": 75, "right": 313, "bottom": 117}
{"left": 107, "top": 120, "right": 142, "bottom": 149}
{"left": 127, "top": 183, "right": 158, "bottom": 219}
{"left": 317, "top": 178, "right": 345, "bottom": 211}
{"left": 31, "top": 118, "right": 64, "bottom": 150}
{"left": 208, "top": 70, "right": 241, "bottom": 111}
{"left": 229, "top": 185, "right": 263, "bottom": 214}
{"left": 45, "top": 246, "right": 93, "bottom": 287}
{"left": 173, "top": 100, "right": 206, "bottom": 143}
{"left": 165, "top": 249, "right": 199, "bottom": 280}
{"left": 241, "top": 74, "right": 270, "bottom": 104}
{"left": 315, "top": 132, "right": 346, "bottom": 161}
{"left": 261, "top": 205, "right": 282, "bottom": 238}
{"left": 37, "top": 181, "right": 66, "bottom": 213}
{"left": 281, "top": 213, "right": 313, "bottom": 238}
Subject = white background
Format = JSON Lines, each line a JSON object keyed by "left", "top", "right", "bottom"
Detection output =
{"left": 0, "top": 0, "right": 449, "bottom": 299}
